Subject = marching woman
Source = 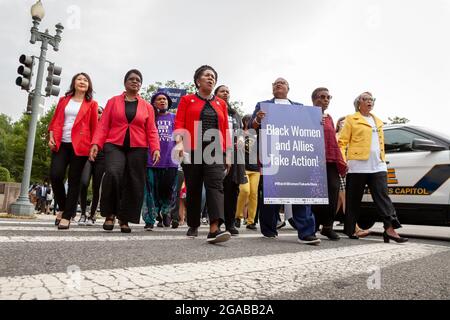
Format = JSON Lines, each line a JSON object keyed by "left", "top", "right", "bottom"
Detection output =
{"left": 214, "top": 85, "right": 247, "bottom": 236}
{"left": 48, "top": 72, "right": 98, "bottom": 230}
{"left": 174, "top": 65, "right": 232, "bottom": 244}
{"left": 90, "top": 69, "right": 160, "bottom": 233}
{"left": 338, "top": 91, "right": 407, "bottom": 243}
{"left": 78, "top": 106, "right": 105, "bottom": 226}
{"left": 142, "top": 92, "right": 179, "bottom": 230}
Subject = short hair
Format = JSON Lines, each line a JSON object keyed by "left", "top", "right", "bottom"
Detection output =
{"left": 353, "top": 91, "right": 373, "bottom": 112}
{"left": 194, "top": 65, "right": 218, "bottom": 89}
{"left": 311, "top": 87, "right": 329, "bottom": 101}
{"left": 214, "top": 85, "right": 228, "bottom": 96}
{"left": 124, "top": 69, "right": 143, "bottom": 85}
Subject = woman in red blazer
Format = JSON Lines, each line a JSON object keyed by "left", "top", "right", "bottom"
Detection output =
{"left": 48, "top": 72, "right": 98, "bottom": 229}
{"left": 174, "top": 65, "right": 232, "bottom": 244}
{"left": 90, "top": 69, "right": 160, "bottom": 233}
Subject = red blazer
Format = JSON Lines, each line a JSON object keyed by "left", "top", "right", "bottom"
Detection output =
{"left": 48, "top": 95, "right": 98, "bottom": 156}
{"left": 174, "top": 94, "right": 232, "bottom": 152}
{"left": 91, "top": 93, "right": 160, "bottom": 154}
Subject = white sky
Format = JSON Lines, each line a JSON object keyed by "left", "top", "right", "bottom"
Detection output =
{"left": 1, "top": 0, "right": 449, "bottom": 133}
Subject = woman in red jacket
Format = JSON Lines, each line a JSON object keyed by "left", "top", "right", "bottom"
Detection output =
{"left": 89, "top": 69, "right": 160, "bottom": 233}
{"left": 174, "top": 65, "right": 232, "bottom": 244}
{"left": 48, "top": 72, "right": 98, "bottom": 230}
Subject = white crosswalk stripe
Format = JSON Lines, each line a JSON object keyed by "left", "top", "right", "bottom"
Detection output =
{"left": 0, "top": 242, "right": 447, "bottom": 300}
{"left": 1, "top": 219, "right": 448, "bottom": 300}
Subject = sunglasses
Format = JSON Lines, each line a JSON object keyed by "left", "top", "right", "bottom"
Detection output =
{"left": 317, "top": 95, "right": 332, "bottom": 100}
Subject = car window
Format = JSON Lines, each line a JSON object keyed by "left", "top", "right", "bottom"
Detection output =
{"left": 384, "top": 129, "right": 428, "bottom": 153}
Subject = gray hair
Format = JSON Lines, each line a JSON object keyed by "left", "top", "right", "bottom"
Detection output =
{"left": 353, "top": 91, "right": 373, "bottom": 112}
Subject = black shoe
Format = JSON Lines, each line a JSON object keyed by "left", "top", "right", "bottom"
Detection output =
{"left": 298, "top": 235, "right": 321, "bottom": 245}
{"left": 235, "top": 218, "right": 241, "bottom": 228}
{"left": 186, "top": 227, "right": 198, "bottom": 238}
{"left": 321, "top": 228, "right": 340, "bottom": 241}
{"left": 207, "top": 230, "right": 231, "bottom": 244}
{"left": 157, "top": 221, "right": 163, "bottom": 228}
{"left": 287, "top": 218, "right": 297, "bottom": 230}
{"left": 163, "top": 214, "right": 171, "bottom": 227}
{"left": 227, "top": 227, "right": 239, "bottom": 236}
{"left": 246, "top": 223, "right": 257, "bottom": 230}
{"left": 144, "top": 223, "right": 154, "bottom": 231}
{"left": 383, "top": 231, "right": 408, "bottom": 243}
{"left": 120, "top": 222, "right": 131, "bottom": 233}
{"left": 276, "top": 221, "right": 286, "bottom": 230}
{"left": 171, "top": 220, "right": 179, "bottom": 229}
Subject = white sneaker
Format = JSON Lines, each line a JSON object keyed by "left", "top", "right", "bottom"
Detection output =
{"left": 77, "top": 215, "right": 87, "bottom": 226}
{"left": 86, "top": 218, "right": 95, "bottom": 226}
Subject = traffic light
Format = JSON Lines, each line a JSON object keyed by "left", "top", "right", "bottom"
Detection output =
{"left": 16, "top": 55, "right": 34, "bottom": 91}
{"left": 45, "top": 62, "right": 62, "bottom": 97}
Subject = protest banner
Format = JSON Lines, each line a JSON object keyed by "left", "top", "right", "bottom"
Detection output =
{"left": 260, "top": 103, "right": 328, "bottom": 204}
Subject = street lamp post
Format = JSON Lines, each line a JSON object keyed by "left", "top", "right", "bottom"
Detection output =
{"left": 10, "top": 1, "right": 64, "bottom": 216}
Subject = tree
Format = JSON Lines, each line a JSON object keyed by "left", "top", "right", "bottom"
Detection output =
{"left": 0, "top": 166, "right": 11, "bottom": 182}
{"left": 140, "top": 80, "right": 244, "bottom": 117}
{"left": 0, "top": 104, "right": 55, "bottom": 183}
{"left": 388, "top": 116, "right": 410, "bottom": 124}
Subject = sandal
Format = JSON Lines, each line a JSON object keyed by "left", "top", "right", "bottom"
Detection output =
{"left": 57, "top": 218, "right": 70, "bottom": 230}
{"left": 54, "top": 212, "right": 63, "bottom": 226}
{"left": 118, "top": 220, "right": 131, "bottom": 233}
{"left": 103, "top": 215, "right": 116, "bottom": 231}
{"left": 355, "top": 229, "right": 370, "bottom": 238}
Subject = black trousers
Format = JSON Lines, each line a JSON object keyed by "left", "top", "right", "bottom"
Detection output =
{"left": 79, "top": 158, "right": 105, "bottom": 218}
{"left": 169, "top": 169, "right": 184, "bottom": 221}
{"left": 344, "top": 171, "right": 402, "bottom": 236}
{"left": 312, "top": 162, "right": 340, "bottom": 229}
{"left": 50, "top": 143, "right": 88, "bottom": 220}
{"left": 223, "top": 173, "right": 240, "bottom": 230}
{"left": 255, "top": 176, "right": 263, "bottom": 224}
{"left": 101, "top": 143, "right": 148, "bottom": 224}
{"left": 182, "top": 160, "right": 226, "bottom": 229}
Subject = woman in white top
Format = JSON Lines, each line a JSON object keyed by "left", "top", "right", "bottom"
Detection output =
{"left": 48, "top": 73, "right": 98, "bottom": 229}
{"left": 338, "top": 92, "right": 407, "bottom": 243}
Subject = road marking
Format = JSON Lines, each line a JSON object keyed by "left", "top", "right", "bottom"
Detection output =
{"left": 0, "top": 243, "right": 447, "bottom": 300}
{"left": 0, "top": 232, "right": 300, "bottom": 242}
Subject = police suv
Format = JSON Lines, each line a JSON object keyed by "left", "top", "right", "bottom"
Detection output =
{"left": 358, "top": 124, "right": 450, "bottom": 228}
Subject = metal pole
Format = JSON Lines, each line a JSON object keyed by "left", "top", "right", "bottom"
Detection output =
{"left": 9, "top": 40, "right": 48, "bottom": 216}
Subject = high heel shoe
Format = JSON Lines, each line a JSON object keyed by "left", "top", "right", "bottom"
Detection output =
{"left": 383, "top": 231, "right": 408, "bottom": 243}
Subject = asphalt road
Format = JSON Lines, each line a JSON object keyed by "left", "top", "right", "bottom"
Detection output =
{"left": 0, "top": 215, "right": 448, "bottom": 300}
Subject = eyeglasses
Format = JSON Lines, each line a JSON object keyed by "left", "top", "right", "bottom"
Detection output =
{"left": 127, "top": 77, "right": 141, "bottom": 83}
{"left": 272, "top": 81, "right": 288, "bottom": 86}
{"left": 361, "top": 97, "right": 376, "bottom": 102}
{"left": 317, "top": 95, "right": 332, "bottom": 100}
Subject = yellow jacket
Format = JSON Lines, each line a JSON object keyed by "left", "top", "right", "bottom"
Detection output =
{"left": 338, "top": 112, "right": 385, "bottom": 161}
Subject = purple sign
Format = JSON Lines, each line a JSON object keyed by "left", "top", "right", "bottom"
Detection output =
{"left": 157, "top": 88, "right": 187, "bottom": 110}
{"left": 260, "top": 103, "right": 328, "bottom": 204}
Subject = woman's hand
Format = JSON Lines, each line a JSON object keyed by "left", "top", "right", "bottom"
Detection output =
{"left": 48, "top": 133, "right": 56, "bottom": 150}
{"left": 175, "top": 141, "right": 184, "bottom": 160}
{"left": 89, "top": 145, "right": 99, "bottom": 162}
{"left": 153, "top": 150, "right": 161, "bottom": 165}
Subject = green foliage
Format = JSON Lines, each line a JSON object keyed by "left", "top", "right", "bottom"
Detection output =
{"left": 140, "top": 80, "right": 244, "bottom": 117}
{"left": 0, "top": 166, "right": 11, "bottom": 182}
{"left": 0, "top": 104, "right": 55, "bottom": 183}
{"left": 388, "top": 116, "right": 410, "bottom": 124}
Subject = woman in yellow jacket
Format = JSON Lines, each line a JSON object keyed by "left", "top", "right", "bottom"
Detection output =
{"left": 338, "top": 92, "right": 407, "bottom": 243}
